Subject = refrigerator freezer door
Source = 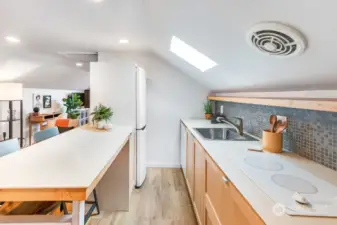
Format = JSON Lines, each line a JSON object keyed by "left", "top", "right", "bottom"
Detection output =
{"left": 136, "top": 67, "right": 147, "bottom": 129}
{"left": 136, "top": 128, "right": 147, "bottom": 187}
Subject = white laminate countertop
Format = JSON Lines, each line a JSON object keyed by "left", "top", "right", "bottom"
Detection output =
{"left": 181, "top": 118, "right": 337, "bottom": 225}
{"left": 0, "top": 125, "right": 132, "bottom": 189}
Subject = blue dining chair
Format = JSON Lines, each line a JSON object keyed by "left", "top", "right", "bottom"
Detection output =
{"left": 0, "top": 138, "right": 20, "bottom": 206}
{"left": 0, "top": 138, "right": 20, "bottom": 157}
{"left": 34, "top": 127, "right": 59, "bottom": 143}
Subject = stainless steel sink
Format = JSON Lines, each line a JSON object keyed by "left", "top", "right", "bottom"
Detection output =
{"left": 194, "top": 128, "right": 259, "bottom": 141}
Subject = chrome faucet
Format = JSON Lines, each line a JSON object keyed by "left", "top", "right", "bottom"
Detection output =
{"left": 216, "top": 116, "right": 244, "bottom": 136}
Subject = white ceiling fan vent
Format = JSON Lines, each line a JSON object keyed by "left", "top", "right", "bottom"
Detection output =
{"left": 247, "top": 22, "right": 307, "bottom": 57}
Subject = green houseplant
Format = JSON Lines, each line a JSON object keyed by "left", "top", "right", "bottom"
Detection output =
{"left": 204, "top": 101, "right": 213, "bottom": 120}
{"left": 62, "top": 93, "right": 83, "bottom": 119}
{"left": 90, "top": 104, "right": 113, "bottom": 129}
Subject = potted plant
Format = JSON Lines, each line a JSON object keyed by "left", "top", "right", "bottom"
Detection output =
{"left": 62, "top": 93, "right": 83, "bottom": 119}
{"left": 204, "top": 101, "right": 213, "bottom": 120}
{"left": 90, "top": 104, "right": 114, "bottom": 129}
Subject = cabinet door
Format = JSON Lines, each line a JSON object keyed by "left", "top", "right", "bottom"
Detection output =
{"left": 186, "top": 130, "right": 195, "bottom": 199}
{"left": 205, "top": 155, "right": 234, "bottom": 225}
{"left": 194, "top": 141, "right": 206, "bottom": 225}
{"left": 180, "top": 123, "right": 187, "bottom": 176}
{"left": 206, "top": 215, "right": 214, "bottom": 225}
{"left": 230, "top": 183, "right": 265, "bottom": 225}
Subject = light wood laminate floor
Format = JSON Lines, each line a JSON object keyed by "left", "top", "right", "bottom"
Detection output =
{"left": 88, "top": 168, "right": 197, "bottom": 225}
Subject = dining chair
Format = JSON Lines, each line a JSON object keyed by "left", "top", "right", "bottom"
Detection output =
{"left": 33, "top": 127, "right": 59, "bottom": 143}
{"left": 55, "top": 119, "right": 75, "bottom": 134}
{"left": 58, "top": 126, "right": 75, "bottom": 134}
{"left": 55, "top": 119, "right": 70, "bottom": 128}
{"left": 0, "top": 138, "right": 20, "bottom": 206}
{"left": 0, "top": 138, "right": 20, "bottom": 157}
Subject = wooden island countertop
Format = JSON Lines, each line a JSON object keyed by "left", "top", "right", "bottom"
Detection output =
{"left": 0, "top": 124, "right": 133, "bottom": 225}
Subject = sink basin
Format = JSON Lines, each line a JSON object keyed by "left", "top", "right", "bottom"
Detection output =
{"left": 194, "top": 128, "right": 259, "bottom": 141}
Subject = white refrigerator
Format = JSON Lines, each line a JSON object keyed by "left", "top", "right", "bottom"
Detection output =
{"left": 90, "top": 62, "right": 147, "bottom": 188}
{"left": 135, "top": 67, "right": 147, "bottom": 188}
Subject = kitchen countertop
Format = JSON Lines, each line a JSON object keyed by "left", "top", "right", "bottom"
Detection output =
{"left": 181, "top": 118, "right": 337, "bottom": 225}
{"left": 0, "top": 124, "right": 132, "bottom": 201}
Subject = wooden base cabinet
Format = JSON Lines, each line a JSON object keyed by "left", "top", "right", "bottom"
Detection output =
{"left": 194, "top": 141, "right": 206, "bottom": 225}
{"left": 183, "top": 126, "right": 265, "bottom": 225}
{"left": 205, "top": 154, "right": 265, "bottom": 225}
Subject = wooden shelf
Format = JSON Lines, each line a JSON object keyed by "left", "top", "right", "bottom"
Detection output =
{"left": 208, "top": 96, "right": 337, "bottom": 113}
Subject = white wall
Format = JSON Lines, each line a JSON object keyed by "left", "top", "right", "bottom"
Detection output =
{"left": 90, "top": 61, "right": 136, "bottom": 127}
{"left": 93, "top": 52, "right": 210, "bottom": 167}
{"left": 0, "top": 88, "right": 82, "bottom": 145}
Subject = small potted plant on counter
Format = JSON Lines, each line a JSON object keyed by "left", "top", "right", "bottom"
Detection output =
{"left": 204, "top": 101, "right": 213, "bottom": 120}
{"left": 91, "top": 104, "right": 114, "bottom": 129}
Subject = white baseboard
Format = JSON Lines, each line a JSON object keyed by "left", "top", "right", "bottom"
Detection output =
{"left": 147, "top": 162, "right": 181, "bottom": 168}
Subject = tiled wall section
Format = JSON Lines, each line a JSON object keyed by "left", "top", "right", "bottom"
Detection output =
{"left": 214, "top": 101, "right": 337, "bottom": 171}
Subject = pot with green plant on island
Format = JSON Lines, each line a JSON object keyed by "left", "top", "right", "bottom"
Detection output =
{"left": 62, "top": 93, "right": 83, "bottom": 119}
{"left": 204, "top": 101, "right": 213, "bottom": 120}
{"left": 90, "top": 104, "right": 114, "bottom": 129}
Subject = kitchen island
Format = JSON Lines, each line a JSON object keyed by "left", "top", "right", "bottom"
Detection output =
{"left": 0, "top": 124, "right": 133, "bottom": 225}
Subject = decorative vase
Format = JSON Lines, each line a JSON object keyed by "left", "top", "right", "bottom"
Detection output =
{"left": 205, "top": 113, "right": 213, "bottom": 120}
{"left": 104, "top": 123, "right": 113, "bottom": 130}
{"left": 96, "top": 121, "right": 105, "bottom": 129}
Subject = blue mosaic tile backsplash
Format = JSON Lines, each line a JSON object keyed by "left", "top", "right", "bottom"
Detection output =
{"left": 214, "top": 101, "right": 337, "bottom": 171}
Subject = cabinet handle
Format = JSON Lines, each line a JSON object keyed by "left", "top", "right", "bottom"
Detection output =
{"left": 222, "top": 176, "right": 229, "bottom": 183}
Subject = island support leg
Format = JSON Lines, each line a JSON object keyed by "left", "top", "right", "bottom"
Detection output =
{"left": 72, "top": 201, "right": 85, "bottom": 225}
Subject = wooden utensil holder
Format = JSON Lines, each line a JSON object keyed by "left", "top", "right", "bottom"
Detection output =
{"left": 262, "top": 130, "right": 283, "bottom": 153}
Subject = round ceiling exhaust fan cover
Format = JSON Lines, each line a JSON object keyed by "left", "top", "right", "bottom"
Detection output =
{"left": 247, "top": 22, "right": 307, "bottom": 57}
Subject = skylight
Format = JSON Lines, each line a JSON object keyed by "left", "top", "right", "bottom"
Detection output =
{"left": 170, "top": 36, "right": 217, "bottom": 72}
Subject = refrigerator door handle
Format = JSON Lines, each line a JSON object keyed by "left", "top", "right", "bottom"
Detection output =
{"left": 136, "top": 125, "right": 147, "bottom": 131}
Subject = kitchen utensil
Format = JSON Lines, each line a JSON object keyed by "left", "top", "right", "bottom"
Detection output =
{"left": 292, "top": 192, "right": 310, "bottom": 205}
{"left": 275, "top": 120, "right": 288, "bottom": 134}
{"left": 247, "top": 148, "right": 263, "bottom": 152}
{"left": 269, "top": 115, "right": 277, "bottom": 132}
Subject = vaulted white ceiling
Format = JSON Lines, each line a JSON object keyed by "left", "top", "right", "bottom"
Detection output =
{"left": 1, "top": 0, "right": 337, "bottom": 91}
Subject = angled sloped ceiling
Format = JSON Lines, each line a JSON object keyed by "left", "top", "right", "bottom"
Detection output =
{"left": 142, "top": 0, "right": 337, "bottom": 92}
{"left": 1, "top": 0, "right": 337, "bottom": 92}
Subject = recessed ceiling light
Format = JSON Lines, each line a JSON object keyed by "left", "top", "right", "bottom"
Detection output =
{"left": 119, "top": 39, "right": 129, "bottom": 44}
{"left": 5, "top": 36, "right": 21, "bottom": 44}
{"left": 92, "top": 0, "right": 105, "bottom": 3}
{"left": 76, "top": 62, "right": 83, "bottom": 67}
{"left": 170, "top": 36, "right": 217, "bottom": 72}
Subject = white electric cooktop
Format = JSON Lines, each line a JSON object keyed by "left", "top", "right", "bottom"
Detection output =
{"left": 230, "top": 151, "right": 337, "bottom": 217}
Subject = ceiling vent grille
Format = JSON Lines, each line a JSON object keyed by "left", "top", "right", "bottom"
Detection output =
{"left": 247, "top": 22, "right": 307, "bottom": 57}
